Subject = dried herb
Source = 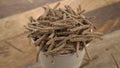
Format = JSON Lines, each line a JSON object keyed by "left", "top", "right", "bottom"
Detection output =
{"left": 25, "top": 4, "right": 103, "bottom": 62}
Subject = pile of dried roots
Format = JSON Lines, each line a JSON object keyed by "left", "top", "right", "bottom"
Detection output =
{"left": 25, "top": 3, "right": 103, "bottom": 61}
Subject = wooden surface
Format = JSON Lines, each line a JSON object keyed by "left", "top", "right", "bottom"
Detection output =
{"left": 81, "top": 30, "right": 120, "bottom": 68}
{"left": 0, "top": 0, "right": 58, "bottom": 18}
{"left": 0, "top": 0, "right": 120, "bottom": 68}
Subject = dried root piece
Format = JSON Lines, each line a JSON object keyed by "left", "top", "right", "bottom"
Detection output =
{"left": 53, "top": 2, "right": 61, "bottom": 9}
{"left": 36, "top": 41, "right": 45, "bottom": 62}
{"left": 84, "top": 42, "right": 92, "bottom": 61}
{"left": 111, "top": 53, "right": 120, "bottom": 68}
{"left": 76, "top": 42, "right": 80, "bottom": 57}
